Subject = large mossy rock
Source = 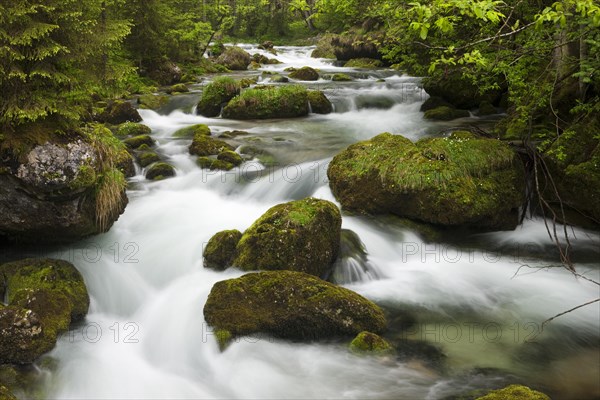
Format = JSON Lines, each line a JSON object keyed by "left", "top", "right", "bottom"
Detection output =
{"left": 543, "top": 118, "right": 600, "bottom": 228}
{"left": 97, "top": 100, "right": 142, "bottom": 124}
{"left": 145, "top": 162, "right": 175, "bottom": 181}
{"left": 0, "top": 125, "right": 128, "bottom": 243}
{"left": 424, "top": 106, "right": 470, "bottom": 121}
{"left": 423, "top": 73, "right": 503, "bottom": 110}
{"left": 197, "top": 77, "right": 241, "bottom": 118}
{"left": 216, "top": 46, "right": 251, "bottom": 71}
{"left": 232, "top": 198, "right": 341, "bottom": 277}
{"left": 307, "top": 91, "right": 333, "bottom": 114}
{"left": 344, "top": 58, "right": 383, "bottom": 68}
{"left": 0, "top": 258, "right": 89, "bottom": 364}
{"left": 203, "top": 270, "right": 387, "bottom": 340}
{"left": 173, "top": 124, "right": 211, "bottom": 138}
{"left": 222, "top": 85, "right": 309, "bottom": 120}
{"left": 475, "top": 385, "right": 550, "bottom": 400}
{"left": 327, "top": 132, "right": 525, "bottom": 231}
{"left": 189, "top": 135, "right": 234, "bottom": 157}
{"left": 289, "top": 66, "right": 319, "bottom": 81}
{"left": 115, "top": 122, "right": 151, "bottom": 138}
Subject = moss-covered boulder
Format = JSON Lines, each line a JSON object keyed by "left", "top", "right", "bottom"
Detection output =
{"left": 289, "top": 66, "right": 319, "bottom": 81}
{"left": 203, "top": 270, "right": 387, "bottom": 341}
{"left": 203, "top": 229, "right": 242, "bottom": 271}
{"left": 222, "top": 85, "right": 309, "bottom": 120}
{"left": 189, "top": 135, "right": 234, "bottom": 157}
{"left": 231, "top": 198, "right": 341, "bottom": 277}
{"left": 307, "top": 91, "right": 333, "bottom": 114}
{"left": 344, "top": 58, "right": 383, "bottom": 68}
{"left": 327, "top": 132, "right": 525, "bottom": 230}
{"left": 475, "top": 385, "right": 550, "bottom": 400}
{"left": 423, "top": 73, "right": 504, "bottom": 110}
{"left": 115, "top": 122, "right": 151, "bottom": 138}
{"left": 197, "top": 77, "right": 241, "bottom": 118}
{"left": 420, "top": 96, "right": 453, "bottom": 112}
{"left": 0, "top": 258, "right": 89, "bottom": 322}
{"left": 349, "top": 331, "right": 394, "bottom": 355}
{"left": 97, "top": 101, "right": 142, "bottom": 124}
{"left": 137, "top": 94, "right": 169, "bottom": 110}
{"left": 173, "top": 124, "right": 211, "bottom": 139}
{"left": 311, "top": 34, "right": 336, "bottom": 58}
{"left": 271, "top": 74, "right": 289, "bottom": 83}
{"left": 165, "top": 83, "right": 188, "bottom": 94}
{"left": 123, "top": 135, "right": 155, "bottom": 150}
{"left": 217, "top": 150, "right": 243, "bottom": 166}
{"left": 136, "top": 151, "right": 160, "bottom": 168}
{"left": 216, "top": 46, "right": 252, "bottom": 71}
{"left": 145, "top": 162, "right": 175, "bottom": 181}
{"left": 0, "top": 125, "right": 127, "bottom": 242}
{"left": 331, "top": 73, "right": 353, "bottom": 82}
{"left": 543, "top": 118, "right": 600, "bottom": 227}
{"left": 0, "top": 306, "right": 52, "bottom": 364}
{"left": 424, "top": 106, "right": 470, "bottom": 121}
{"left": 196, "top": 157, "right": 234, "bottom": 171}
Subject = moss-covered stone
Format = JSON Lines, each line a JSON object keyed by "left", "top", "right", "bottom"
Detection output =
{"left": 136, "top": 151, "right": 160, "bottom": 168}
{"left": 327, "top": 132, "right": 525, "bottom": 231}
{"left": 222, "top": 85, "right": 309, "bottom": 120}
{"left": 145, "top": 162, "right": 175, "bottom": 181}
{"left": 197, "top": 77, "right": 241, "bottom": 118}
{"left": 11, "top": 288, "right": 71, "bottom": 337}
{"left": 289, "top": 66, "right": 319, "bottom": 81}
{"left": 424, "top": 106, "right": 470, "bottom": 121}
{"left": 97, "top": 101, "right": 142, "bottom": 124}
{"left": 203, "top": 270, "right": 387, "bottom": 341}
{"left": 475, "top": 385, "right": 550, "bottom": 400}
{"left": 232, "top": 198, "right": 341, "bottom": 277}
{"left": 123, "top": 135, "right": 155, "bottom": 150}
{"left": 239, "top": 77, "right": 258, "bottom": 88}
{"left": 166, "top": 83, "right": 189, "bottom": 94}
{"left": 349, "top": 331, "right": 394, "bottom": 355}
{"left": 423, "top": 73, "right": 504, "bottom": 110}
{"left": 0, "top": 384, "right": 16, "bottom": 400}
{"left": 203, "top": 229, "right": 242, "bottom": 271}
{"left": 115, "top": 122, "right": 151, "bottom": 138}
{"left": 137, "top": 94, "right": 169, "bottom": 110}
{"left": 344, "top": 58, "right": 383, "bottom": 68}
{"left": 189, "top": 135, "right": 234, "bottom": 157}
{"left": 216, "top": 46, "right": 252, "bottom": 71}
{"left": 239, "top": 145, "right": 277, "bottom": 167}
{"left": 173, "top": 124, "right": 211, "bottom": 139}
{"left": 420, "top": 96, "right": 453, "bottom": 112}
{"left": 196, "top": 157, "right": 234, "bottom": 171}
{"left": 331, "top": 73, "right": 353, "bottom": 82}
{"left": 0, "top": 306, "right": 53, "bottom": 364}
{"left": 478, "top": 101, "right": 497, "bottom": 116}
{"left": 311, "top": 34, "right": 336, "bottom": 58}
{"left": 307, "top": 91, "right": 333, "bottom": 114}
{"left": 0, "top": 258, "right": 89, "bottom": 322}
{"left": 271, "top": 74, "right": 289, "bottom": 83}
{"left": 248, "top": 61, "right": 261, "bottom": 70}
{"left": 217, "top": 150, "right": 243, "bottom": 166}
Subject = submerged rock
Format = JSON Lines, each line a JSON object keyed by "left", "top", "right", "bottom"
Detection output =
{"left": 232, "top": 198, "right": 341, "bottom": 277}
{"left": 203, "top": 270, "right": 387, "bottom": 341}
{"left": 328, "top": 132, "right": 525, "bottom": 231}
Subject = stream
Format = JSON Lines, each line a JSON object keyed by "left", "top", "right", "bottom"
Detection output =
{"left": 30, "top": 45, "right": 600, "bottom": 399}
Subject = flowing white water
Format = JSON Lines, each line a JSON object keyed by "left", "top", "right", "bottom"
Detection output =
{"left": 39, "top": 45, "right": 599, "bottom": 399}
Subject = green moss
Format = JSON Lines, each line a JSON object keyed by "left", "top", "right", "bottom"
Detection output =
{"left": 203, "top": 270, "right": 387, "bottom": 340}
{"left": 68, "top": 164, "right": 97, "bottom": 191}
{"left": 145, "top": 162, "right": 175, "bottom": 181}
{"left": 196, "top": 157, "right": 234, "bottom": 171}
{"left": 232, "top": 198, "right": 341, "bottom": 277}
{"left": 204, "top": 230, "right": 242, "bottom": 271}
{"left": 239, "top": 145, "right": 277, "bottom": 167}
{"left": 424, "top": 106, "right": 470, "bottom": 121}
{"left": 475, "top": 385, "right": 550, "bottom": 400}
{"left": 115, "top": 122, "right": 151, "bottom": 138}
{"left": 166, "top": 83, "right": 189, "bottom": 94}
{"left": 197, "top": 77, "right": 241, "bottom": 117}
{"left": 123, "top": 135, "right": 155, "bottom": 150}
{"left": 222, "top": 85, "right": 309, "bottom": 120}
{"left": 0, "top": 258, "right": 89, "bottom": 322}
{"left": 0, "top": 384, "right": 16, "bottom": 400}
{"left": 137, "top": 94, "right": 169, "bottom": 110}
{"left": 239, "top": 77, "right": 258, "bottom": 88}
{"left": 215, "top": 329, "right": 233, "bottom": 351}
{"left": 136, "top": 151, "right": 160, "bottom": 168}
{"left": 189, "top": 135, "right": 234, "bottom": 157}
{"left": 289, "top": 66, "right": 319, "bottom": 81}
{"left": 307, "top": 90, "right": 333, "bottom": 114}
{"left": 11, "top": 288, "right": 71, "bottom": 337}
{"left": 349, "top": 331, "right": 394, "bottom": 355}
{"left": 327, "top": 132, "right": 524, "bottom": 230}
{"left": 97, "top": 100, "right": 142, "bottom": 124}
{"left": 173, "top": 124, "right": 211, "bottom": 139}
{"left": 217, "top": 150, "right": 243, "bottom": 166}
{"left": 0, "top": 306, "right": 55, "bottom": 364}
{"left": 270, "top": 74, "right": 289, "bottom": 83}
{"left": 344, "top": 58, "right": 383, "bottom": 68}
{"left": 331, "top": 73, "right": 353, "bottom": 82}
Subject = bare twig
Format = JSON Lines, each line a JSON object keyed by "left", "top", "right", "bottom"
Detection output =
{"left": 542, "top": 298, "right": 600, "bottom": 330}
